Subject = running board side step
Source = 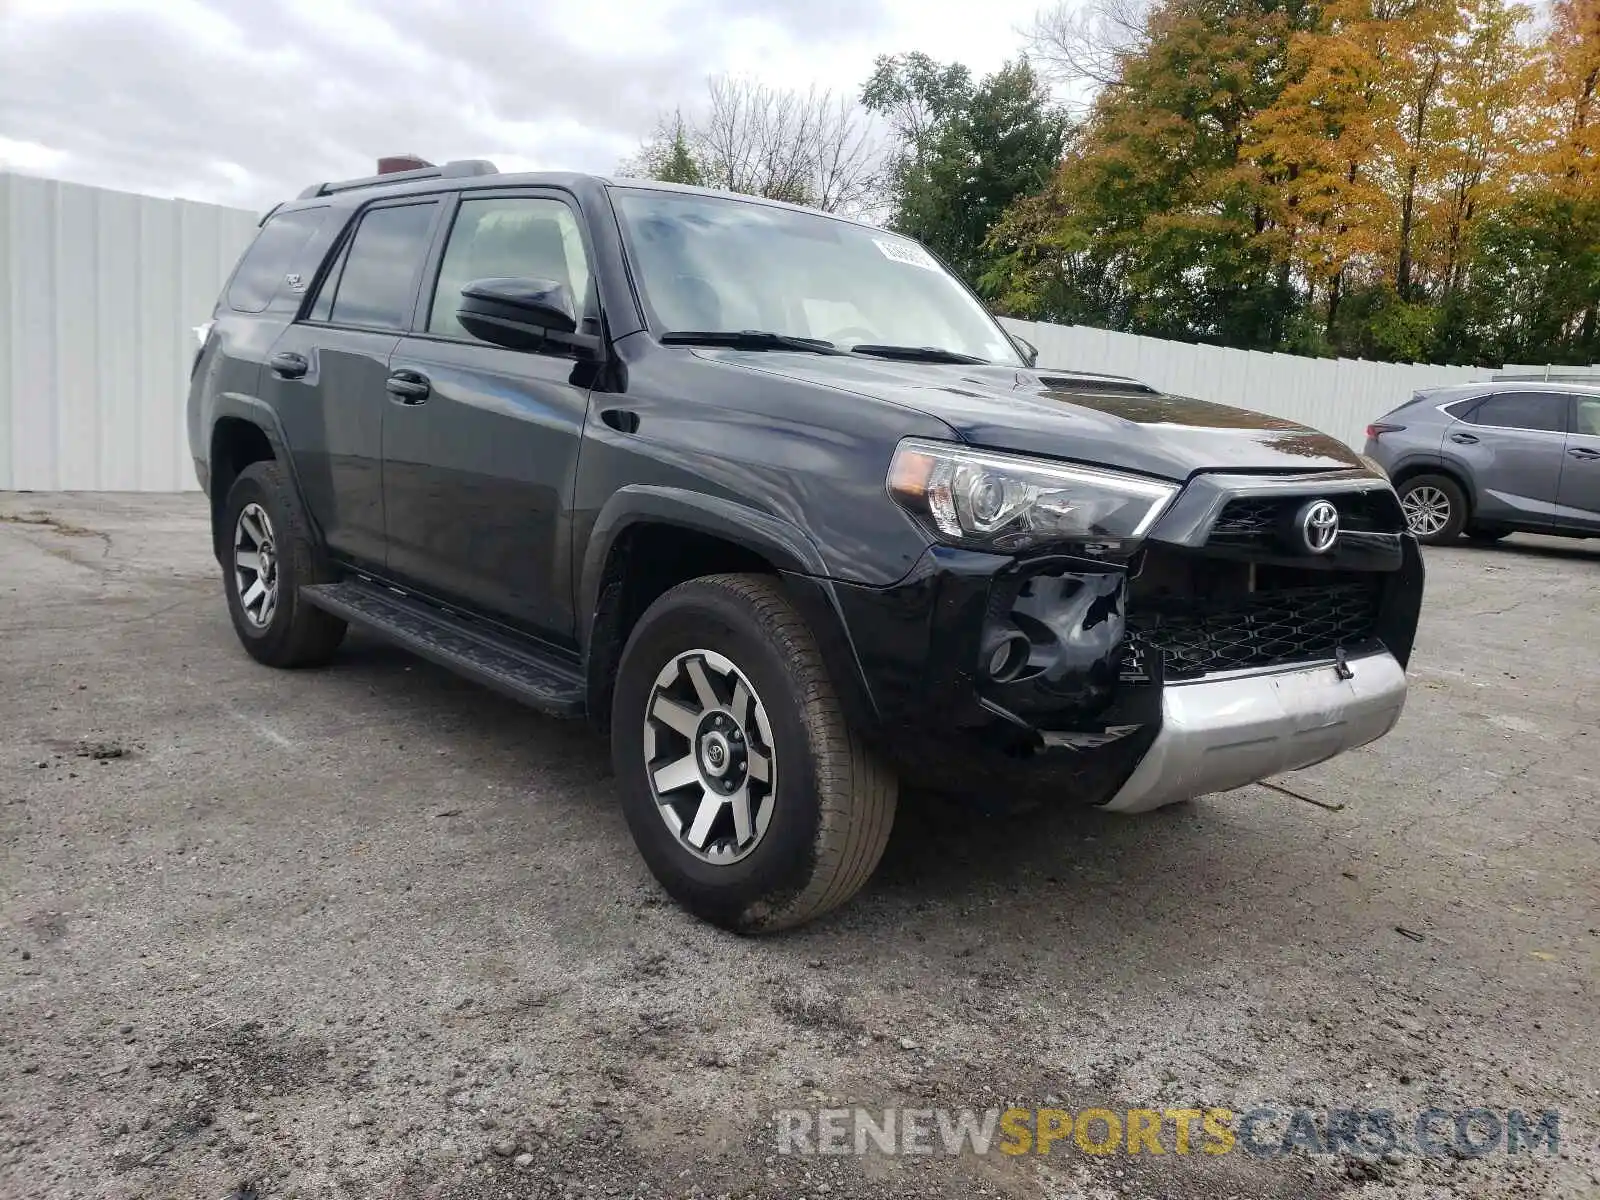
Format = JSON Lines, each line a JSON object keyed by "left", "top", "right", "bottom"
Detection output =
{"left": 301, "top": 581, "right": 586, "bottom": 718}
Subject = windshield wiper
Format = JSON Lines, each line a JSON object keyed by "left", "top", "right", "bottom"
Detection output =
{"left": 660, "top": 330, "right": 844, "bottom": 355}
{"left": 849, "top": 344, "right": 989, "bottom": 365}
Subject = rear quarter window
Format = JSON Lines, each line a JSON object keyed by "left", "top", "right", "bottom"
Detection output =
{"left": 226, "top": 207, "right": 330, "bottom": 314}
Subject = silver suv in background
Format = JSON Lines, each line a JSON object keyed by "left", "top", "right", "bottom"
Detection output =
{"left": 1364, "top": 382, "right": 1600, "bottom": 544}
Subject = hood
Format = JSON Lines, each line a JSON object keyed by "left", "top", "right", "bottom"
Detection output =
{"left": 697, "top": 350, "right": 1365, "bottom": 481}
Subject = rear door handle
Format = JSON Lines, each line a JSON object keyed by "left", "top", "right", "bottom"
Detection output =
{"left": 269, "top": 351, "right": 308, "bottom": 379}
{"left": 1570, "top": 447, "right": 1600, "bottom": 460}
{"left": 386, "top": 370, "right": 431, "bottom": 404}
{"left": 1449, "top": 432, "right": 1479, "bottom": 445}
{"left": 600, "top": 408, "right": 640, "bottom": 434}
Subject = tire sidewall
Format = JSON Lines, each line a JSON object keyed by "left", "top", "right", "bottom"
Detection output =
{"left": 222, "top": 465, "right": 302, "bottom": 656}
{"left": 612, "top": 584, "right": 824, "bottom": 927}
{"left": 1399, "top": 475, "right": 1466, "bottom": 543}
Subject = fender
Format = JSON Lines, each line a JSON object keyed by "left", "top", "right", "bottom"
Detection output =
{"left": 205, "top": 393, "right": 325, "bottom": 559}
{"left": 578, "top": 485, "right": 829, "bottom": 634}
{"left": 578, "top": 485, "right": 882, "bottom": 728}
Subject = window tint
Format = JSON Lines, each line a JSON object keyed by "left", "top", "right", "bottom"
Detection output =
{"left": 1573, "top": 397, "right": 1600, "bottom": 437}
{"left": 427, "top": 197, "right": 591, "bottom": 338}
{"left": 306, "top": 235, "right": 350, "bottom": 324}
{"left": 1463, "top": 392, "right": 1567, "bottom": 433}
{"left": 325, "top": 202, "right": 438, "bottom": 330}
{"left": 226, "top": 207, "right": 329, "bottom": 313}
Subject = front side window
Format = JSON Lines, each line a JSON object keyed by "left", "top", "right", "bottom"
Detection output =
{"left": 609, "top": 187, "right": 1023, "bottom": 365}
{"left": 1464, "top": 392, "right": 1568, "bottom": 433}
{"left": 428, "top": 197, "right": 591, "bottom": 338}
{"left": 319, "top": 202, "right": 438, "bottom": 331}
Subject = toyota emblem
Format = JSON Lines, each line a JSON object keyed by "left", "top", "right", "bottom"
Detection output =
{"left": 1298, "top": 499, "right": 1340, "bottom": 554}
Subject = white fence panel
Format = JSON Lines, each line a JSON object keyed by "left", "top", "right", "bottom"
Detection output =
{"left": 0, "top": 172, "right": 259, "bottom": 491}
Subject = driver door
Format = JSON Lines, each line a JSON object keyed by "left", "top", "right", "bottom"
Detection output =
{"left": 382, "top": 190, "right": 599, "bottom": 641}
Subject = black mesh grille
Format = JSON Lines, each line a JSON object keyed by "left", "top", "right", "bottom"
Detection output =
{"left": 1209, "top": 491, "right": 1401, "bottom": 548}
{"left": 1121, "top": 578, "right": 1383, "bottom": 681}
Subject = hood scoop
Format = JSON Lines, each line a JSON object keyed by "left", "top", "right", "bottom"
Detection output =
{"left": 1035, "top": 374, "right": 1160, "bottom": 396}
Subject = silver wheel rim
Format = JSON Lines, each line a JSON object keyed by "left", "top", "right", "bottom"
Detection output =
{"left": 644, "top": 649, "right": 776, "bottom": 865}
{"left": 1401, "top": 486, "right": 1451, "bottom": 536}
{"left": 233, "top": 503, "right": 279, "bottom": 628}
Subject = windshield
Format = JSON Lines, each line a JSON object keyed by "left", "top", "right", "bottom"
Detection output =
{"left": 610, "top": 188, "right": 1023, "bottom": 365}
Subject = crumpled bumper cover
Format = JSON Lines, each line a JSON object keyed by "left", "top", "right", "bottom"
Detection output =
{"left": 828, "top": 537, "right": 1421, "bottom": 807}
{"left": 1101, "top": 650, "right": 1407, "bottom": 812}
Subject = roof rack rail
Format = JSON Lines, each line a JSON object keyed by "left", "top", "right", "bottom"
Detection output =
{"left": 297, "top": 159, "right": 499, "bottom": 200}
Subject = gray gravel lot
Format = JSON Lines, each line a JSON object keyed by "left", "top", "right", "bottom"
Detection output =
{"left": 2, "top": 492, "right": 1597, "bottom": 1200}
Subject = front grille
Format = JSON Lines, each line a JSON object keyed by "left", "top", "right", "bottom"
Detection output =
{"left": 1121, "top": 578, "right": 1383, "bottom": 681}
{"left": 1208, "top": 490, "right": 1401, "bottom": 549}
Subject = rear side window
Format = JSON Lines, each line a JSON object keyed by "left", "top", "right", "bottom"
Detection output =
{"left": 226, "top": 207, "right": 329, "bottom": 313}
{"left": 1462, "top": 392, "right": 1568, "bottom": 433}
{"left": 320, "top": 202, "right": 438, "bottom": 331}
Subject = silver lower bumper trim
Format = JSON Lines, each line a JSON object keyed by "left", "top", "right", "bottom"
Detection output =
{"left": 1102, "top": 651, "right": 1407, "bottom": 813}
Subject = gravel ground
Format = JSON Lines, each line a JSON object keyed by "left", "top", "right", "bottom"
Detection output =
{"left": 1, "top": 492, "right": 1597, "bottom": 1200}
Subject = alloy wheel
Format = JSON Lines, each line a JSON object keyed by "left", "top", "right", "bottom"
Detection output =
{"left": 1401, "top": 486, "right": 1451, "bottom": 537}
{"left": 643, "top": 649, "right": 777, "bottom": 864}
{"left": 233, "top": 502, "right": 280, "bottom": 628}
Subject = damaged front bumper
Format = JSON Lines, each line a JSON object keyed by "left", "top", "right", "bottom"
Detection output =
{"left": 1100, "top": 650, "right": 1406, "bottom": 812}
{"left": 830, "top": 533, "right": 1423, "bottom": 809}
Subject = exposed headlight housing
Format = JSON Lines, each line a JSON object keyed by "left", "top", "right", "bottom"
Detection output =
{"left": 887, "top": 438, "right": 1179, "bottom": 553}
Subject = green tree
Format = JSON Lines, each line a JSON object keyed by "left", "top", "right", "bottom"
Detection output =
{"left": 990, "top": 0, "right": 1316, "bottom": 346}
{"left": 655, "top": 113, "right": 703, "bottom": 186}
{"left": 864, "top": 56, "right": 1065, "bottom": 287}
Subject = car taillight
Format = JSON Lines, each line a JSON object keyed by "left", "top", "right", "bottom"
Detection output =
{"left": 190, "top": 321, "right": 215, "bottom": 376}
{"left": 1366, "top": 422, "right": 1404, "bottom": 439}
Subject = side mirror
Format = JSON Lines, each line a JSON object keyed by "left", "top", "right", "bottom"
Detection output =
{"left": 1009, "top": 332, "right": 1039, "bottom": 368}
{"left": 457, "top": 277, "right": 578, "bottom": 351}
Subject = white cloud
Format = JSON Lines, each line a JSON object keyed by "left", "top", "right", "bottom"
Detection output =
{"left": 0, "top": 0, "right": 1046, "bottom": 209}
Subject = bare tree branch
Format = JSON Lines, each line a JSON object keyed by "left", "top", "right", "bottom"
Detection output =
{"left": 1022, "top": 0, "right": 1152, "bottom": 101}
{"left": 622, "top": 76, "right": 887, "bottom": 216}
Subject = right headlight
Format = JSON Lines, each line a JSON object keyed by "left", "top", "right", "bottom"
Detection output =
{"left": 887, "top": 438, "right": 1179, "bottom": 553}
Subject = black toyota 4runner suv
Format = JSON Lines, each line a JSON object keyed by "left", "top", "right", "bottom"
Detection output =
{"left": 190, "top": 159, "right": 1425, "bottom": 932}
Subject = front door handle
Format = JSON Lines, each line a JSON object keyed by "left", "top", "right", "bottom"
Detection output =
{"left": 1570, "top": 446, "right": 1600, "bottom": 460}
{"left": 1449, "top": 431, "right": 1479, "bottom": 445}
{"left": 269, "top": 351, "right": 309, "bottom": 379}
{"left": 600, "top": 408, "right": 640, "bottom": 434}
{"left": 386, "top": 370, "right": 431, "bottom": 404}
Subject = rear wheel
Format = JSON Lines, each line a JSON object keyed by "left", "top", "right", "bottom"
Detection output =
{"left": 612, "top": 574, "right": 897, "bottom": 933}
{"left": 1397, "top": 474, "right": 1466, "bottom": 544}
{"left": 222, "top": 461, "right": 346, "bottom": 667}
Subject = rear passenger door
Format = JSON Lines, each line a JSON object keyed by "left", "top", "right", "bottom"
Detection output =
{"left": 382, "top": 190, "right": 599, "bottom": 640}
{"left": 1443, "top": 392, "right": 1568, "bottom": 530}
{"left": 1556, "top": 393, "right": 1600, "bottom": 532}
{"left": 265, "top": 198, "right": 442, "bottom": 567}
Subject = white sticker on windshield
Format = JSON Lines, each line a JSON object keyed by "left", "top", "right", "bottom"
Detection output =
{"left": 873, "top": 237, "right": 940, "bottom": 271}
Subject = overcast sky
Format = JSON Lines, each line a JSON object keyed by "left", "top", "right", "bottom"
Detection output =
{"left": 0, "top": 0, "right": 1047, "bottom": 212}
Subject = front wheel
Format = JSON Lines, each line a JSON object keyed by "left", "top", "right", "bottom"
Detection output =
{"left": 612, "top": 574, "right": 897, "bottom": 933}
{"left": 1397, "top": 474, "right": 1467, "bottom": 544}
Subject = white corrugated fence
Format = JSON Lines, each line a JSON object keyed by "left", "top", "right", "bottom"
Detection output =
{"left": 4, "top": 171, "right": 1588, "bottom": 492}
{"left": 1, "top": 172, "right": 259, "bottom": 491}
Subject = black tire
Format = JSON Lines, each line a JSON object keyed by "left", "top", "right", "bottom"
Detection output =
{"left": 1397, "top": 474, "right": 1467, "bottom": 544}
{"left": 612, "top": 574, "right": 897, "bottom": 933}
{"left": 221, "top": 460, "right": 347, "bottom": 667}
{"left": 1464, "top": 524, "right": 1511, "bottom": 543}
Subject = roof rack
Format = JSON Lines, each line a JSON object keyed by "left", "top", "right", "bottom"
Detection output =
{"left": 297, "top": 158, "right": 499, "bottom": 200}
